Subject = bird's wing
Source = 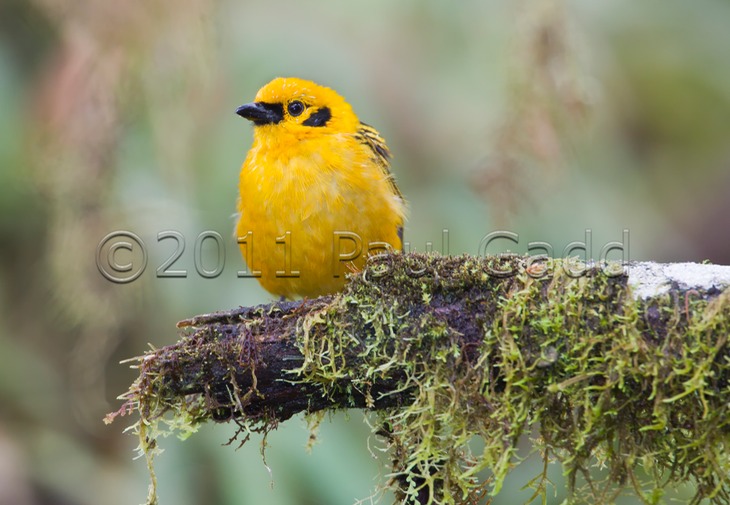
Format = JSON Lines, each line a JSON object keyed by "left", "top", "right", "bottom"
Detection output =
{"left": 356, "top": 122, "right": 404, "bottom": 201}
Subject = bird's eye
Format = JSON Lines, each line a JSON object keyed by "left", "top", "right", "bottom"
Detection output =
{"left": 287, "top": 100, "right": 305, "bottom": 117}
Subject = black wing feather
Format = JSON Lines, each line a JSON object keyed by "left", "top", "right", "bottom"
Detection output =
{"left": 355, "top": 122, "right": 404, "bottom": 200}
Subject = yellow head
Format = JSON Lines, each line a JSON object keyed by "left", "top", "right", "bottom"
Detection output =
{"left": 236, "top": 77, "right": 361, "bottom": 138}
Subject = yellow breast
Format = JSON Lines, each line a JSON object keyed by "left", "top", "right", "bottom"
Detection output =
{"left": 236, "top": 132, "right": 405, "bottom": 299}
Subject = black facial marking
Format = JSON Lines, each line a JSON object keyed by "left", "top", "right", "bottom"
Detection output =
{"left": 302, "top": 106, "right": 332, "bottom": 127}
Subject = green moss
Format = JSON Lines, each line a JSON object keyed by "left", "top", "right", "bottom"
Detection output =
{"left": 293, "top": 254, "right": 730, "bottom": 504}
{"left": 109, "top": 253, "right": 730, "bottom": 505}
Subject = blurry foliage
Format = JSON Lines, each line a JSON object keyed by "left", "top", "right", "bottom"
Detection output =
{"left": 473, "top": 1, "right": 595, "bottom": 226}
{"left": 0, "top": 0, "right": 729, "bottom": 504}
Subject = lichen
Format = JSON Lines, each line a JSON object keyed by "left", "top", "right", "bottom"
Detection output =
{"left": 292, "top": 254, "right": 730, "bottom": 504}
{"left": 108, "top": 253, "right": 730, "bottom": 505}
{"left": 106, "top": 310, "right": 282, "bottom": 505}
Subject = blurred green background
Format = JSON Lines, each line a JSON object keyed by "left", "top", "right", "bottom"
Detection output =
{"left": 1, "top": 0, "right": 729, "bottom": 504}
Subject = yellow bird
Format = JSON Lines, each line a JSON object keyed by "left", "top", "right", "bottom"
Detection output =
{"left": 235, "top": 77, "right": 407, "bottom": 299}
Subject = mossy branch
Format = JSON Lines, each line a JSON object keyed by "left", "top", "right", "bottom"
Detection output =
{"left": 107, "top": 254, "right": 730, "bottom": 505}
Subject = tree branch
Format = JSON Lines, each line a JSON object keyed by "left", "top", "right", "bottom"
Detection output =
{"left": 108, "top": 254, "right": 730, "bottom": 504}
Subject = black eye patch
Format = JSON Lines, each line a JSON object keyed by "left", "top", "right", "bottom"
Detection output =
{"left": 302, "top": 106, "right": 332, "bottom": 127}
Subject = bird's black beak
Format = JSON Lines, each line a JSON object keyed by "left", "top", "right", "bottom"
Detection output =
{"left": 235, "top": 102, "right": 284, "bottom": 126}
